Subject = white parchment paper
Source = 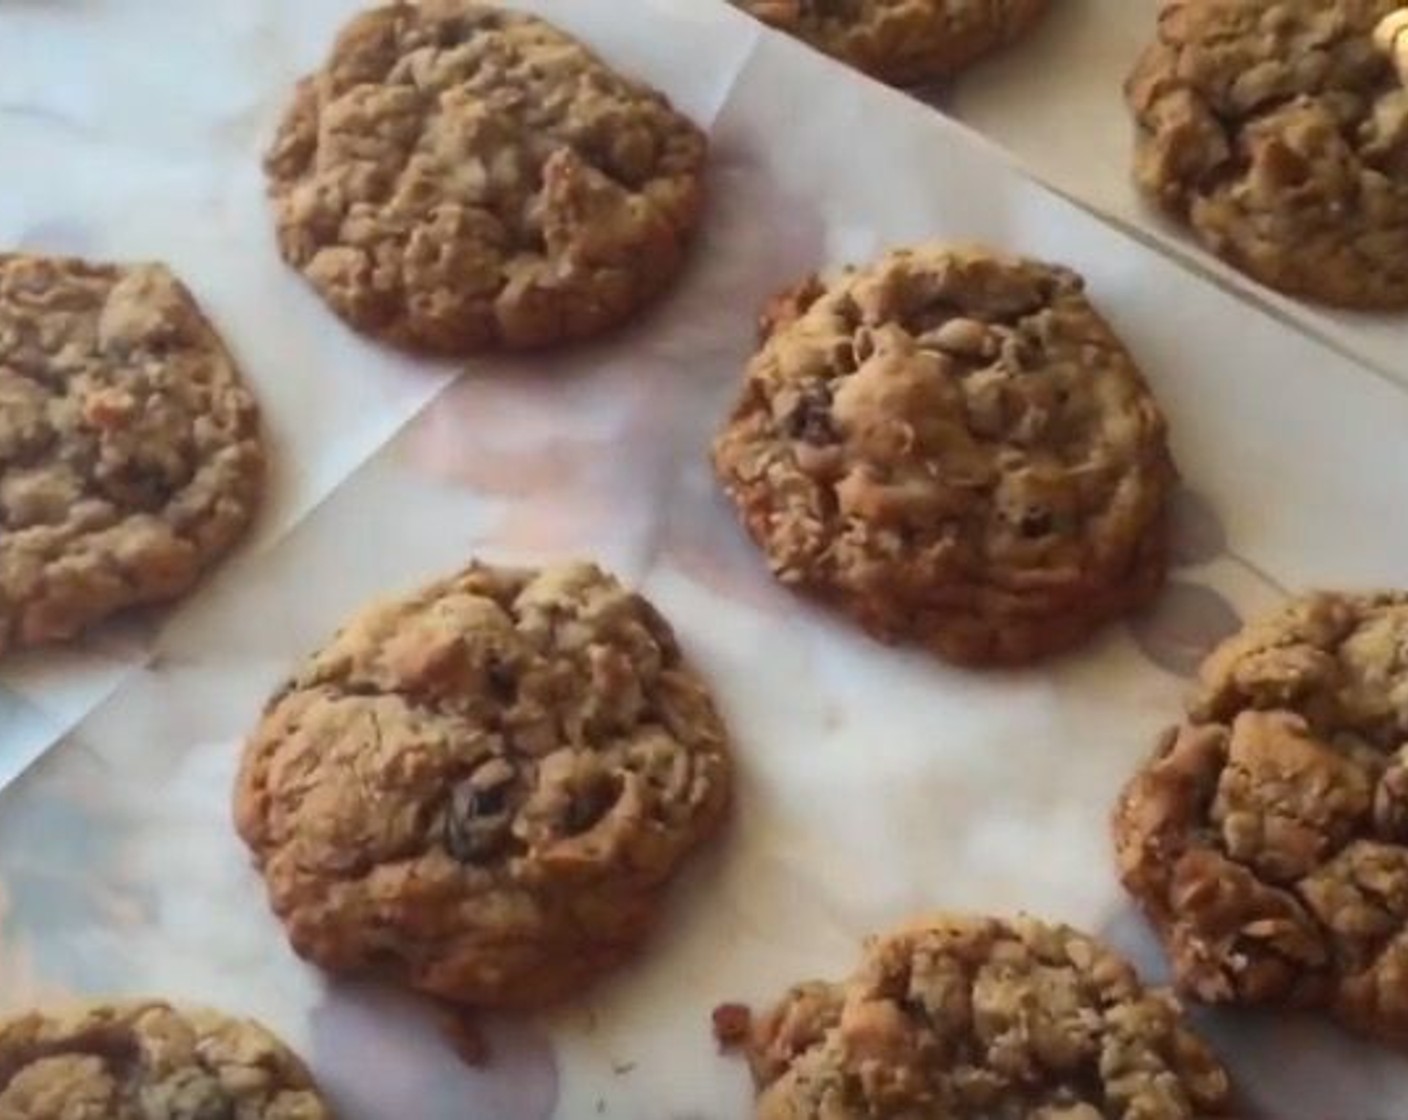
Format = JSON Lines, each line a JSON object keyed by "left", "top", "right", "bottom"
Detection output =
{"left": 1, "top": 2, "right": 1406, "bottom": 1118}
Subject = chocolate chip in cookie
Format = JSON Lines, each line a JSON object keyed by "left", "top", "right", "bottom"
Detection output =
{"left": 1127, "top": 0, "right": 1408, "bottom": 308}
{"left": 234, "top": 560, "right": 731, "bottom": 1009}
{"left": 1115, "top": 590, "right": 1408, "bottom": 1048}
{"left": 0, "top": 253, "right": 264, "bottom": 655}
{"left": 711, "top": 244, "right": 1175, "bottom": 667}
{"left": 731, "top": 913, "right": 1235, "bottom": 1118}
{"left": 265, "top": 0, "right": 708, "bottom": 354}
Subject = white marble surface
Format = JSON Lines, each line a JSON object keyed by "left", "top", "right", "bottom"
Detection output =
{"left": 1, "top": 2, "right": 1407, "bottom": 1118}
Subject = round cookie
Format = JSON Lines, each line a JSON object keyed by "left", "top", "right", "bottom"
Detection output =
{"left": 234, "top": 560, "right": 731, "bottom": 1009}
{"left": 732, "top": 0, "right": 1051, "bottom": 86}
{"left": 1126, "top": 0, "right": 1408, "bottom": 309}
{"left": 0, "top": 999, "right": 332, "bottom": 1118}
{"left": 265, "top": 0, "right": 708, "bottom": 354}
{"left": 735, "top": 914, "right": 1234, "bottom": 1118}
{"left": 0, "top": 253, "right": 263, "bottom": 656}
{"left": 1115, "top": 590, "right": 1408, "bottom": 1047}
{"left": 711, "top": 244, "right": 1174, "bottom": 667}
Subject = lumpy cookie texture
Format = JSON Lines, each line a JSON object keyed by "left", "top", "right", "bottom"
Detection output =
{"left": 732, "top": 0, "right": 1050, "bottom": 85}
{"left": 234, "top": 561, "right": 731, "bottom": 1008}
{"left": 737, "top": 914, "right": 1233, "bottom": 1119}
{"left": 1127, "top": 0, "right": 1408, "bottom": 308}
{"left": 1115, "top": 591, "right": 1408, "bottom": 1046}
{"left": 0, "top": 1000, "right": 332, "bottom": 1119}
{"left": 711, "top": 245, "right": 1174, "bottom": 667}
{"left": 265, "top": 0, "right": 707, "bottom": 353}
{"left": 0, "top": 253, "right": 263, "bottom": 655}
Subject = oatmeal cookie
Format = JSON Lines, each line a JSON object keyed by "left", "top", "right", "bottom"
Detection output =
{"left": 1126, "top": 0, "right": 1408, "bottom": 308}
{"left": 1115, "top": 591, "right": 1408, "bottom": 1046}
{"left": 234, "top": 560, "right": 731, "bottom": 1009}
{"left": 711, "top": 245, "right": 1174, "bottom": 667}
{"left": 732, "top": 913, "right": 1233, "bottom": 1118}
{"left": 732, "top": 0, "right": 1051, "bottom": 86}
{"left": 0, "top": 999, "right": 332, "bottom": 1119}
{"left": 0, "top": 253, "right": 263, "bottom": 655}
{"left": 265, "top": 0, "right": 707, "bottom": 354}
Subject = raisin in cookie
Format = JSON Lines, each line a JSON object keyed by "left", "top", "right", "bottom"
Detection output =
{"left": 711, "top": 245, "right": 1174, "bottom": 667}
{"left": 234, "top": 560, "right": 731, "bottom": 1008}
{"left": 732, "top": 0, "right": 1051, "bottom": 86}
{"left": 0, "top": 253, "right": 263, "bottom": 656}
{"left": 0, "top": 1000, "right": 332, "bottom": 1118}
{"left": 1115, "top": 591, "right": 1408, "bottom": 1047}
{"left": 265, "top": 0, "right": 707, "bottom": 354}
{"left": 730, "top": 914, "right": 1233, "bottom": 1118}
{"left": 1127, "top": 0, "right": 1408, "bottom": 308}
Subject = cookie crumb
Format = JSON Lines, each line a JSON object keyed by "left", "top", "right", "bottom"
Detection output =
{"left": 711, "top": 1002, "right": 752, "bottom": 1050}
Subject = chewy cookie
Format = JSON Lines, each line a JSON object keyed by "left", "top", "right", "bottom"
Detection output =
{"left": 265, "top": 0, "right": 707, "bottom": 354}
{"left": 1115, "top": 591, "right": 1408, "bottom": 1047}
{"left": 234, "top": 560, "right": 731, "bottom": 1008}
{"left": 711, "top": 245, "right": 1174, "bottom": 667}
{"left": 729, "top": 914, "right": 1233, "bottom": 1118}
{"left": 0, "top": 999, "right": 332, "bottom": 1118}
{"left": 0, "top": 253, "right": 263, "bottom": 656}
{"left": 1127, "top": 0, "right": 1408, "bottom": 308}
{"left": 732, "top": 0, "right": 1050, "bottom": 86}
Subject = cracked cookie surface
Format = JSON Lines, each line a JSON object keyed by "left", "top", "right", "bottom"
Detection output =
{"left": 1127, "top": 0, "right": 1408, "bottom": 308}
{"left": 735, "top": 914, "right": 1233, "bottom": 1118}
{"left": 0, "top": 1000, "right": 332, "bottom": 1119}
{"left": 234, "top": 560, "right": 731, "bottom": 1009}
{"left": 266, "top": 0, "right": 707, "bottom": 354}
{"left": 0, "top": 253, "right": 263, "bottom": 656}
{"left": 711, "top": 245, "right": 1174, "bottom": 667}
{"left": 732, "top": 0, "right": 1050, "bottom": 85}
{"left": 1115, "top": 591, "right": 1408, "bottom": 1046}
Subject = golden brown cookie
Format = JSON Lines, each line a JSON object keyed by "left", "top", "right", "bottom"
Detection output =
{"left": 1115, "top": 591, "right": 1408, "bottom": 1047}
{"left": 0, "top": 999, "right": 332, "bottom": 1118}
{"left": 234, "top": 560, "right": 731, "bottom": 1009}
{"left": 728, "top": 914, "right": 1234, "bottom": 1118}
{"left": 265, "top": 0, "right": 708, "bottom": 354}
{"left": 0, "top": 253, "right": 263, "bottom": 655}
{"left": 711, "top": 245, "right": 1174, "bottom": 667}
{"left": 1127, "top": 0, "right": 1408, "bottom": 308}
{"left": 733, "top": 0, "right": 1051, "bottom": 85}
